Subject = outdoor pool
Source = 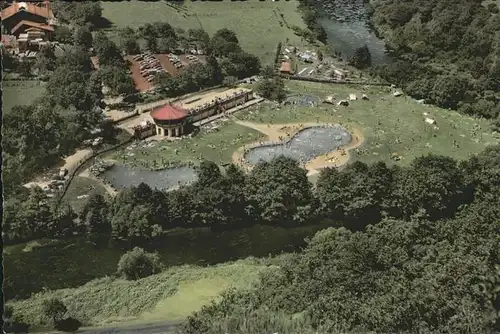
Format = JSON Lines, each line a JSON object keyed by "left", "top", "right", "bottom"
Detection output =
{"left": 245, "top": 125, "right": 352, "bottom": 164}
{"left": 101, "top": 164, "right": 197, "bottom": 190}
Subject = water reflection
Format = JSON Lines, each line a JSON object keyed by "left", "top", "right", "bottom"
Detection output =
{"left": 101, "top": 164, "right": 197, "bottom": 190}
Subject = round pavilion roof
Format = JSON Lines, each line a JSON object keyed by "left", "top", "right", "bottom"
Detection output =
{"left": 150, "top": 104, "right": 188, "bottom": 121}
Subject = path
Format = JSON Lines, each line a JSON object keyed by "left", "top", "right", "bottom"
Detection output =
{"left": 232, "top": 121, "right": 365, "bottom": 174}
{"left": 78, "top": 169, "right": 118, "bottom": 197}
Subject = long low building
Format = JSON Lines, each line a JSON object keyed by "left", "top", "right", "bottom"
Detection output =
{"left": 147, "top": 88, "right": 254, "bottom": 138}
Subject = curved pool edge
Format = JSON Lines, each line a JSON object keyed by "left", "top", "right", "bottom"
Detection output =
{"left": 232, "top": 122, "right": 365, "bottom": 173}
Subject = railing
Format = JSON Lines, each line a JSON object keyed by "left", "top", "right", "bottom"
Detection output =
{"left": 281, "top": 74, "right": 391, "bottom": 86}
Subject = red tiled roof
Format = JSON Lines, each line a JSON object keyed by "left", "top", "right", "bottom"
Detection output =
{"left": 151, "top": 104, "right": 188, "bottom": 121}
{"left": 11, "top": 20, "right": 54, "bottom": 34}
{"left": 280, "top": 62, "right": 292, "bottom": 73}
{"left": 1, "top": 2, "right": 54, "bottom": 21}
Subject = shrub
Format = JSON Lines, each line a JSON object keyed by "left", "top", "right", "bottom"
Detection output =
{"left": 117, "top": 247, "right": 163, "bottom": 280}
{"left": 42, "top": 298, "right": 67, "bottom": 324}
{"left": 55, "top": 317, "right": 83, "bottom": 332}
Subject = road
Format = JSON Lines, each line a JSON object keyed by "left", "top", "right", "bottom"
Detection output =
{"left": 74, "top": 320, "right": 183, "bottom": 334}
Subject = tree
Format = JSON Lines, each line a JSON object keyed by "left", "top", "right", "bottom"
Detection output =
{"left": 42, "top": 298, "right": 67, "bottom": 324}
{"left": 146, "top": 37, "right": 158, "bottom": 53}
{"left": 73, "top": 26, "right": 93, "bottom": 49}
{"left": 212, "top": 28, "right": 239, "bottom": 44}
{"left": 17, "top": 60, "right": 32, "bottom": 77}
{"left": 96, "top": 39, "right": 123, "bottom": 67}
{"left": 245, "top": 156, "right": 314, "bottom": 223}
{"left": 349, "top": 45, "right": 372, "bottom": 69}
{"left": 117, "top": 247, "right": 163, "bottom": 280}
{"left": 54, "top": 25, "right": 73, "bottom": 44}
{"left": 79, "top": 193, "right": 110, "bottom": 235}
{"left": 195, "top": 160, "right": 223, "bottom": 189}
{"left": 261, "top": 65, "right": 276, "bottom": 79}
{"left": 34, "top": 45, "right": 57, "bottom": 76}
{"left": 256, "top": 77, "right": 286, "bottom": 101}
{"left": 430, "top": 74, "right": 470, "bottom": 109}
{"left": 223, "top": 75, "right": 238, "bottom": 88}
{"left": 55, "top": 317, "right": 82, "bottom": 332}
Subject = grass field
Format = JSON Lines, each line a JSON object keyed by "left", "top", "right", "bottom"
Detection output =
{"left": 3, "top": 80, "right": 45, "bottom": 113}
{"left": 236, "top": 81, "right": 499, "bottom": 166}
{"left": 101, "top": 0, "right": 307, "bottom": 64}
{"left": 8, "top": 258, "right": 266, "bottom": 329}
{"left": 64, "top": 176, "right": 110, "bottom": 214}
{"left": 110, "top": 120, "right": 265, "bottom": 168}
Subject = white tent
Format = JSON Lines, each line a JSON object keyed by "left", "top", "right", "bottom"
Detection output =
{"left": 425, "top": 117, "right": 436, "bottom": 125}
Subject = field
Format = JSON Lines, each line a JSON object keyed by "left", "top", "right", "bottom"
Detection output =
{"left": 64, "top": 176, "right": 111, "bottom": 214}
{"left": 110, "top": 120, "right": 265, "bottom": 168}
{"left": 8, "top": 258, "right": 266, "bottom": 329}
{"left": 3, "top": 80, "right": 45, "bottom": 113}
{"left": 101, "top": 0, "right": 307, "bottom": 64}
{"left": 235, "top": 81, "right": 499, "bottom": 166}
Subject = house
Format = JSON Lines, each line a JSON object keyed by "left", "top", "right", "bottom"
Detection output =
{"left": 280, "top": 62, "right": 293, "bottom": 75}
{"left": 349, "top": 93, "right": 357, "bottom": 101}
{"left": 11, "top": 20, "right": 54, "bottom": 39}
{"left": 1, "top": 1, "right": 54, "bottom": 35}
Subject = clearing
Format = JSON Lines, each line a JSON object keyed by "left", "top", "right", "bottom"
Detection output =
{"left": 3, "top": 80, "right": 45, "bottom": 113}
{"left": 235, "top": 81, "right": 499, "bottom": 166}
{"left": 8, "top": 258, "right": 266, "bottom": 330}
{"left": 101, "top": 0, "right": 306, "bottom": 64}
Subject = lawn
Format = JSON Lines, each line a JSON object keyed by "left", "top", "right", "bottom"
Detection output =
{"left": 235, "top": 81, "right": 499, "bottom": 166}
{"left": 64, "top": 176, "right": 110, "bottom": 214}
{"left": 8, "top": 258, "right": 266, "bottom": 329}
{"left": 2, "top": 80, "right": 45, "bottom": 113}
{"left": 110, "top": 120, "right": 265, "bottom": 168}
{"left": 101, "top": 0, "right": 307, "bottom": 64}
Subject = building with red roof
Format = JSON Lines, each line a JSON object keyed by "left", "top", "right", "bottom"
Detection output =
{"left": 1, "top": 1, "right": 54, "bottom": 35}
{"left": 280, "top": 61, "right": 293, "bottom": 74}
{"left": 150, "top": 104, "right": 189, "bottom": 137}
{"left": 11, "top": 20, "right": 54, "bottom": 39}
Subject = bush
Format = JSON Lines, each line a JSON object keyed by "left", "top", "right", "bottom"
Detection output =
{"left": 42, "top": 298, "right": 67, "bottom": 324}
{"left": 117, "top": 247, "right": 163, "bottom": 280}
{"left": 55, "top": 317, "right": 82, "bottom": 332}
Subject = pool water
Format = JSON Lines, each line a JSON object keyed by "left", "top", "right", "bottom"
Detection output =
{"left": 245, "top": 126, "right": 352, "bottom": 165}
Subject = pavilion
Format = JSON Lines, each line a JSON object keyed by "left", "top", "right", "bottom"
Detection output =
{"left": 150, "top": 104, "right": 188, "bottom": 137}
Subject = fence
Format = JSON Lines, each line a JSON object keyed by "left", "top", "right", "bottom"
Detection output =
{"left": 280, "top": 74, "right": 392, "bottom": 86}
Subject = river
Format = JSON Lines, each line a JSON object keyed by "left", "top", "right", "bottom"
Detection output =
{"left": 4, "top": 222, "right": 337, "bottom": 300}
{"left": 315, "top": 0, "right": 392, "bottom": 65}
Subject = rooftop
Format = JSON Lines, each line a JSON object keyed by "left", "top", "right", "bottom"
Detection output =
{"left": 175, "top": 88, "right": 252, "bottom": 112}
{"left": 11, "top": 20, "right": 54, "bottom": 34}
{"left": 1, "top": 1, "right": 54, "bottom": 21}
{"left": 150, "top": 104, "right": 189, "bottom": 121}
{"left": 280, "top": 62, "right": 292, "bottom": 73}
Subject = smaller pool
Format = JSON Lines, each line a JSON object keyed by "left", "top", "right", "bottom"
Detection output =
{"left": 101, "top": 164, "right": 197, "bottom": 191}
{"left": 245, "top": 125, "right": 352, "bottom": 164}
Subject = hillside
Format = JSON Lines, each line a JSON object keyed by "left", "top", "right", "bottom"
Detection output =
{"left": 368, "top": 0, "right": 500, "bottom": 120}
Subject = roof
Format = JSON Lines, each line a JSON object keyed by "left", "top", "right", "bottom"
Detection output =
{"left": 150, "top": 104, "right": 188, "bottom": 121}
{"left": 280, "top": 62, "right": 292, "bottom": 73}
{"left": 11, "top": 20, "right": 54, "bottom": 34}
{"left": 1, "top": 2, "right": 54, "bottom": 21}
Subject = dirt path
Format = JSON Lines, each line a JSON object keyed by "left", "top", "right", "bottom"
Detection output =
{"left": 232, "top": 121, "right": 365, "bottom": 173}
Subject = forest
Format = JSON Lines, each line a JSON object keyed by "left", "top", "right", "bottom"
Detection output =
{"left": 369, "top": 0, "right": 500, "bottom": 123}
{"left": 180, "top": 147, "right": 500, "bottom": 333}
